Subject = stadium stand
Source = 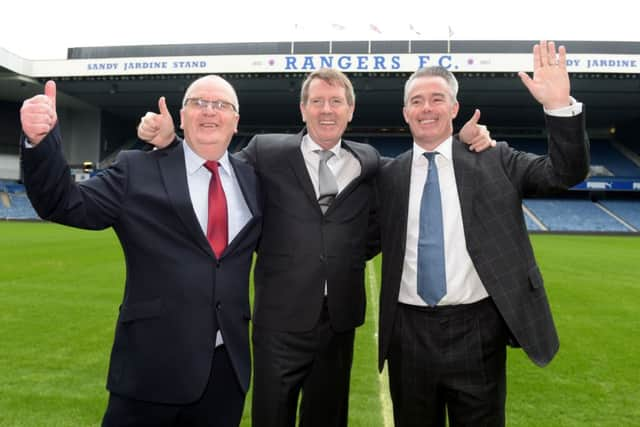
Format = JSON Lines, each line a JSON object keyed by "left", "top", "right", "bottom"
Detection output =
{"left": 0, "top": 180, "right": 39, "bottom": 220}
{"left": 589, "top": 139, "right": 640, "bottom": 177}
{"left": 509, "top": 138, "right": 640, "bottom": 178}
{"left": 623, "top": 138, "right": 640, "bottom": 157}
{"left": 598, "top": 199, "right": 640, "bottom": 230}
{"left": 523, "top": 210, "right": 542, "bottom": 231}
{"left": 524, "top": 198, "right": 633, "bottom": 232}
{"left": 369, "top": 136, "right": 413, "bottom": 158}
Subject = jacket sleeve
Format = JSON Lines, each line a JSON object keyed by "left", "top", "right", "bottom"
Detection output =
{"left": 501, "top": 112, "right": 590, "bottom": 197}
{"left": 21, "top": 125, "right": 128, "bottom": 230}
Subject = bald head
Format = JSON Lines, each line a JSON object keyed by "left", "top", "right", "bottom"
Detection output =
{"left": 182, "top": 75, "right": 239, "bottom": 113}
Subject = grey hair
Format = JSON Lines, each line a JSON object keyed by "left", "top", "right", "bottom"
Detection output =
{"left": 403, "top": 66, "right": 458, "bottom": 105}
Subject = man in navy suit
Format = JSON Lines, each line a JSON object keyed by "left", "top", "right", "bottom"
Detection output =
{"left": 374, "top": 41, "right": 589, "bottom": 426}
{"left": 20, "top": 75, "right": 261, "bottom": 426}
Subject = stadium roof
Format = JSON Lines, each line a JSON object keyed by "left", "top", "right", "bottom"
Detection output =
{"left": 2, "top": 40, "right": 639, "bottom": 133}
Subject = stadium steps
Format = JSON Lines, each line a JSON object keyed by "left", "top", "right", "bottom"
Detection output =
{"left": 593, "top": 202, "right": 637, "bottom": 232}
{"left": 598, "top": 199, "right": 640, "bottom": 230}
{"left": 522, "top": 203, "right": 547, "bottom": 231}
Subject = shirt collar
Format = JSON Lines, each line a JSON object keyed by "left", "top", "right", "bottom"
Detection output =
{"left": 301, "top": 134, "right": 343, "bottom": 159}
{"left": 182, "top": 140, "right": 231, "bottom": 176}
{"left": 412, "top": 136, "right": 453, "bottom": 164}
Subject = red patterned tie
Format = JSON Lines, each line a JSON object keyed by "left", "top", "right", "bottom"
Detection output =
{"left": 204, "top": 161, "right": 228, "bottom": 257}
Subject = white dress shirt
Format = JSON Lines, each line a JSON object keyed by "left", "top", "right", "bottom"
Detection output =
{"left": 183, "top": 141, "right": 252, "bottom": 345}
{"left": 183, "top": 142, "right": 252, "bottom": 243}
{"left": 300, "top": 135, "right": 362, "bottom": 197}
{"left": 400, "top": 137, "right": 488, "bottom": 306}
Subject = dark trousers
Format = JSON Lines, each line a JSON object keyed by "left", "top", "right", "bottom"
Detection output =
{"left": 388, "top": 298, "right": 508, "bottom": 427}
{"left": 102, "top": 346, "right": 245, "bottom": 427}
{"left": 251, "top": 300, "right": 355, "bottom": 427}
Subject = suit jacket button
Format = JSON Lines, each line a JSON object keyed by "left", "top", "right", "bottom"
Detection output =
{"left": 319, "top": 255, "right": 326, "bottom": 262}
{"left": 216, "top": 302, "right": 222, "bottom": 310}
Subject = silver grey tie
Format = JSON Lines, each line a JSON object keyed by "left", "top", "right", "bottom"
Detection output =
{"left": 316, "top": 150, "right": 338, "bottom": 214}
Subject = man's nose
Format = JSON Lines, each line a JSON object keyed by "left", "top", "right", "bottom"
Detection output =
{"left": 203, "top": 104, "right": 218, "bottom": 114}
{"left": 321, "top": 100, "right": 333, "bottom": 112}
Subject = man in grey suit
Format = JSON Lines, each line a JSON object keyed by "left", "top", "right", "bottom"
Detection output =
{"left": 374, "top": 41, "right": 590, "bottom": 426}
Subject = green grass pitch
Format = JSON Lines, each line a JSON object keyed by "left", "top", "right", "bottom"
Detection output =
{"left": 1, "top": 222, "right": 638, "bottom": 426}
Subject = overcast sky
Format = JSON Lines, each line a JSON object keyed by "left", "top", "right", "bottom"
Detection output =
{"left": 3, "top": 1, "right": 638, "bottom": 60}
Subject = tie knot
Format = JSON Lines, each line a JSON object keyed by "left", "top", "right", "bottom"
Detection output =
{"left": 204, "top": 160, "right": 220, "bottom": 174}
{"left": 315, "top": 150, "right": 334, "bottom": 162}
{"left": 423, "top": 151, "right": 438, "bottom": 162}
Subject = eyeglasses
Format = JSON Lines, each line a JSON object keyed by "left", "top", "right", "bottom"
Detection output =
{"left": 184, "top": 97, "right": 237, "bottom": 113}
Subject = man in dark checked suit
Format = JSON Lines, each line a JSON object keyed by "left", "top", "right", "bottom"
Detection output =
{"left": 20, "top": 76, "right": 261, "bottom": 426}
{"left": 374, "top": 41, "right": 590, "bottom": 426}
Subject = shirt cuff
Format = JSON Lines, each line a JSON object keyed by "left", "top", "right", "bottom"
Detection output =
{"left": 22, "top": 136, "right": 35, "bottom": 149}
{"left": 544, "top": 96, "right": 583, "bottom": 117}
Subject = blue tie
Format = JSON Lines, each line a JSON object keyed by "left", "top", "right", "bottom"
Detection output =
{"left": 417, "top": 152, "right": 447, "bottom": 306}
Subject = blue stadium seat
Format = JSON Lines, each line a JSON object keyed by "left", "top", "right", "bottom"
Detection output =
{"left": 599, "top": 199, "right": 640, "bottom": 230}
{"left": 590, "top": 140, "right": 640, "bottom": 177}
{"left": 509, "top": 138, "right": 640, "bottom": 178}
{"left": 6, "top": 193, "right": 40, "bottom": 220}
{"left": 523, "top": 198, "right": 631, "bottom": 232}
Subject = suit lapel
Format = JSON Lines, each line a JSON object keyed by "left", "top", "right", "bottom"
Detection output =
{"left": 225, "top": 155, "right": 261, "bottom": 253}
{"left": 452, "top": 137, "right": 477, "bottom": 230}
{"left": 392, "top": 151, "right": 413, "bottom": 258}
{"left": 285, "top": 130, "right": 321, "bottom": 208}
{"left": 336, "top": 140, "right": 372, "bottom": 201}
{"left": 230, "top": 155, "right": 259, "bottom": 217}
{"left": 157, "top": 142, "right": 213, "bottom": 257}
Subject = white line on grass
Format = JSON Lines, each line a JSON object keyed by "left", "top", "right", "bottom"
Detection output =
{"left": 366, "top": 260, "right": 393, "bottom": 427}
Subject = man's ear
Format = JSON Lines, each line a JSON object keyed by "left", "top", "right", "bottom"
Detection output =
{"left": 451, "top": 101, "right": 460, "bottom": 119}
{"left": 402, "top": 106, "right": 409, "bottom": 124}
{"left": 300, "top": 103, "right": 307, "bottom": 123}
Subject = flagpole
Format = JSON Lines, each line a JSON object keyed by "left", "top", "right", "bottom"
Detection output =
{"left": 291, "top": 24, "right": 297, "bottom": 55}
{"left": 409, "top": 24, "right": 422, "bottom": 54}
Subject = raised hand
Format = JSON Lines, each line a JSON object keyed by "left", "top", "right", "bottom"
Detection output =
{"left": 459, "top": 109, "right": 496, "bottom": 152}
{"left": 518, "top": 40, "right": 571, "bottom": 110}
{"left": 20, "top": 80, "right": 58, "bottom": 145}
{"left": 137, "top": 96, "right": 176, "bottom": 148}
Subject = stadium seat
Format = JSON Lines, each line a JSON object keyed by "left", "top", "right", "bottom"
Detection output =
{"left": 524, "top": 198, "right": 632, "bottom": 232}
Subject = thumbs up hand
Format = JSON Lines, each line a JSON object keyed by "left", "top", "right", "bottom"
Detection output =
{"left": 137, "top": 96, "right": 176, "bottom": 148}
{"left": 459, "top": 109, "right": 496, "bottom": 152}
{"left": 20, "top": 80, "right": 58, "bottom": 145}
